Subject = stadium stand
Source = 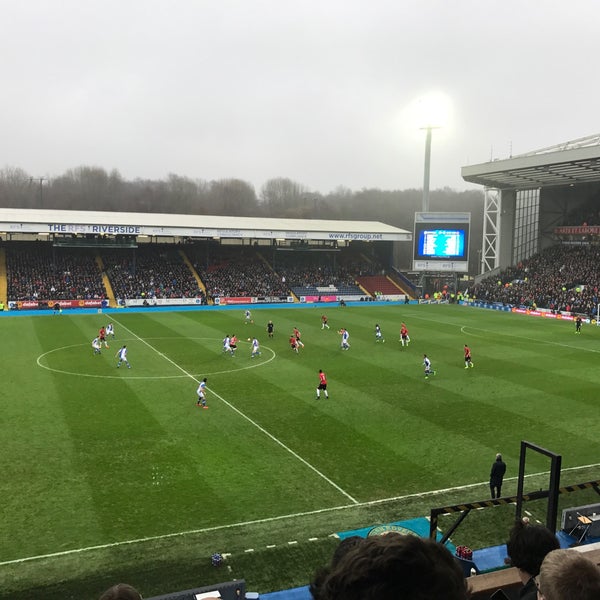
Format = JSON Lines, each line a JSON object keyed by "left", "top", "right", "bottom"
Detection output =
{"left": 3, "top": 240, "right": 405, "bottom": 307}
{"left": 101, "top": 244, "right": 205, "bottom": 302}
{"left": 6, "top": 241, "right": 106, "bottom": 301}
{"left": 185, "top": 244, "right": 287, "bottom": 301}
{"left": 472, "top": 244, "right": 600, "bottom": 317}
{"left": 355, "top": 274, "right": 406, "bottom": 297}
{"left": 271, "top": 249, "right": 370, "bottom": 300}
{"left": 562, "top": 197, "right": 600, "bottom": 226}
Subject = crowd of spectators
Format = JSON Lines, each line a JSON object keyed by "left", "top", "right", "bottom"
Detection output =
{"left": 6, "top": 242, "right": 106, "bottom": 301}
{"left": 272, "top": 251, "right": 376, "bottom": 291}
{"left": 472, "top": 244, "right": 600, "bottom": 316}
{"left": 188, "top": 246, "right": 287, "bottom": 300}
{"left": 4, "top": 241, "right": 386, "bottom": 304}
{"left": 102, "top": 245, "right": 204, "bottom": 302}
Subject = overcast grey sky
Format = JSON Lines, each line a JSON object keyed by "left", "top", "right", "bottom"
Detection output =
{"left": 1, "top": 0, "right": 598, "bottom": 194}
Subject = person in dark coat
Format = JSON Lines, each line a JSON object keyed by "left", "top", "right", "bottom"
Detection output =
{"left": 505, "top": 519, "right": 559, "bottom": 600}
{"left": 490, "top": 453, "right": 507, "bottom": 498}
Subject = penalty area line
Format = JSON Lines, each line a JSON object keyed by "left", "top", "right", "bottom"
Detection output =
{"left": 3, "top": 461, "right": 598, "bottom": 567}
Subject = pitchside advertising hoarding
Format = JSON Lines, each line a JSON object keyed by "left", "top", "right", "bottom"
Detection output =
{"left": 413, "top": 212, "right": 470, "bottom": 273}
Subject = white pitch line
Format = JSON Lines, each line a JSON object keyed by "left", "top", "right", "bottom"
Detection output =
{"left": 3, "top": 462, "right": 597, "bottom": 567}
{"left": 36, "top": 337, "right": 277, "bottom": 379}
{"left": 110, "top": 317, "right": 358, "bottom": 505}
{"left": 390, "top": 309, "right": 600, "bottom": 358}
{"left": 459, "top": 324, "right": 600, "bottom": 354}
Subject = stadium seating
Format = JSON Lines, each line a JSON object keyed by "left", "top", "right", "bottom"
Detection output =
{"left": 472, "top": 244, "right": 600, "bottom": 316}
{"left": 6, "top": 241, "right": 106, "bottom": 301}
{"left": 355, "top": 274, "right": 406, "bottom": 296}
{"left": 101, "top": 244, "right": 204, "bottom": 301}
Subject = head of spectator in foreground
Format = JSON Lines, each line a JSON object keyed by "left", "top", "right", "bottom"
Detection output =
{"left": 537, "top": 548, "right": 600, "bottom": 600}
{"left": 506, "top": 519, "right": 559, "bottom": 581}
{"left": 99, "top": 583, "right": 142, "bottom": 600}
{"left": 310, "top": 536, "right": 364, "bottom": 599}
{"left": 310, "top": 532, "right": 469, "bottom": 600}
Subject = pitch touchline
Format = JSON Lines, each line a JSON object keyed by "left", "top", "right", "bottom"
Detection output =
{"left": 3, "top": 461, "right": 597, "bottom": 567}
{"left": 109, "top": 317, "right": 358, "bottom": 506}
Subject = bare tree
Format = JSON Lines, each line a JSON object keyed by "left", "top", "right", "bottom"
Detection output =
{"left": 0, "top": 166, "right": 36, "bottom": 208}
{"left": 207, "top": 179, "right": 258, "bottom": 216}
{"left": 259, "top": 177, "right": 310, "bottom": 217}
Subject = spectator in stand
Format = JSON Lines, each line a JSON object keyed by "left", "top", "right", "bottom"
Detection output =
{"left": 504, "top": 519, "right": 559, "bottom": 600}
{"left": 310, "top": 532, "right": 469, "bottom": 600}
{"left": 99, "top": 583, "right": 142, "bottom": 600}
{"left": 310, "top": 536, "right": 363, "bottom": 599}
{"left": 536, "top": 548, "right": 600, "bottom": 600}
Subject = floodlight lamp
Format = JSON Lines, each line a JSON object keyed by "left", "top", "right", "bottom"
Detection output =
{"left": 415, "top": 91, "right": 451, "bottom": 130}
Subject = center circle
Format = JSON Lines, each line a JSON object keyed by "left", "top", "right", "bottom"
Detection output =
{"left": 36, "top": 337, "right": 276, "bottom": 379}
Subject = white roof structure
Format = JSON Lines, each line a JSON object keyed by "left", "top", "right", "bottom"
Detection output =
{"left": 0, "top": 208, "right": 411, "bottom": 242}
{"left": 461, "top": 133, "right": 600, "bottom": 189}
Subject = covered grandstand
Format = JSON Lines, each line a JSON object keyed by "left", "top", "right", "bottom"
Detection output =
{"left": 0, "top": 209, "right": 413, "bottom": 309}
{"left": 461, "top": 133, "right": 600, "bottom": 276}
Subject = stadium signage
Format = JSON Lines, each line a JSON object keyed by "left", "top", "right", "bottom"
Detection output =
{"left": 125, "top": 298, "right": 204, "bottom": 307}
{"left": 9, "top": 299, "right": 104, "bottom": 310}
{"left": 466, "top": 301, "right": 588, "bottom": 323}
{"left": 0, "top": 221, "right": 409, "bottom": 241}
{"left": 47, "top": 223, "right": 141, "bottom": 234}
{"left": 328, "top": 232, "right": 384, "bottom": 240}
{"left": 554, "top": 226, "right": 600, "bottom": 235}
{"left": 300, "top": 295, "right": 338, "bottom": 303}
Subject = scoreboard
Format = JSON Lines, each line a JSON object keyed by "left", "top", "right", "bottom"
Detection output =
{"left": 413, "top": 212, "right": 470, "bottom": 272}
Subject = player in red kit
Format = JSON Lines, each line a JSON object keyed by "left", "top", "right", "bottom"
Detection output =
{"left": 316, "top": 369, "right": 329, "bottom": 399}
{"left": 99, "top": 326, "right": 109, "bottom": 348}
{"left": 464, "top": 344, "right": 474, "bottom": 368}
{"left": 321, "top": 314, "right": 330, "bottom": 329}
{"left": 229, "top": 334, "right": 238, "bottom": 356}
{"left": 400, "top": 323, "right": 410, "bottom": 347}
{"left": 289, "top": 335, "right": 299, "bottom": 353}
{"left": 293, "top": 327, "right": 305, "bottom": 348}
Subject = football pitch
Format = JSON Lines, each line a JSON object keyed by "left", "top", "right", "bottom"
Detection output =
{"left": 1, "top": 303, "right": 599, "bottom": 599}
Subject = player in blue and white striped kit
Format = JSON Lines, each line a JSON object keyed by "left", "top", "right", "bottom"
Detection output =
{"left": 116, "top": 345, "right": 131, "bottom": 368}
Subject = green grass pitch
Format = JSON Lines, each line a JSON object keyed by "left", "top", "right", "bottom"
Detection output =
{"left": 1, "top": 303, "right": 599, "bottom": 599}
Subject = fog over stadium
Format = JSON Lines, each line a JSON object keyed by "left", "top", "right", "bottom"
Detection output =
{"left": 2, "top": 0, "right": 599, "bottom": 194}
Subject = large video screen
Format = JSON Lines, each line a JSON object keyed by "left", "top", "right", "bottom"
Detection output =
{"left": 413, "top": 213, "right": 470, "bottom": 271}
{"left": 415, "top": 226, "right": 467, "bottom": 259}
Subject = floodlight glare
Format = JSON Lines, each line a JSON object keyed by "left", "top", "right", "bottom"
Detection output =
{"left": 415, "top": 91, "right": 451, "bottom": 129}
